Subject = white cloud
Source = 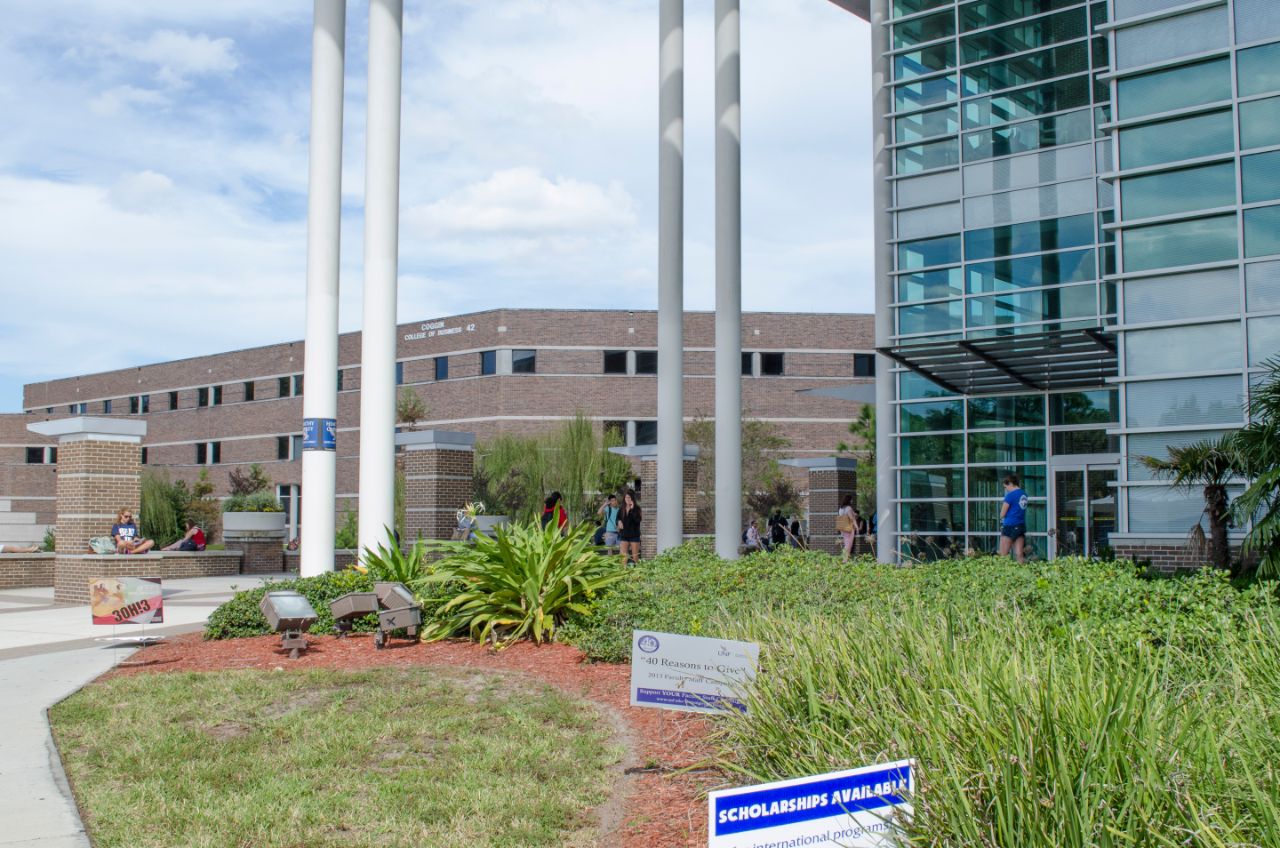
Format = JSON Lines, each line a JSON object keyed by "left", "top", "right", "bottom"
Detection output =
{"left": 89, "top": 84, "right": 169, "bottom": 116}
{"left": 107, "top": 170, "right": 176, "bottom": 212}
{"left": 135, "top": 30, "right": 238, "bottom": 80}
{"left": 408, "top": 168, "right": 636, "bottom": 237}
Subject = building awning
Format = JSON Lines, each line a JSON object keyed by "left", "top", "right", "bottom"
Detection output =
{"left": 878, "top": 328, "right": 1117, "bottom": 396}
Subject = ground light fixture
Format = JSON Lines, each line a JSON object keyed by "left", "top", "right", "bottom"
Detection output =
{"left": 259, "top": 590, "right": 319, "bottom": 659}
{"left": 373, "top": 581, "right": 423, "bottom": 650}
{"left": 329, "top": 591, "right": 378, "bottom": 636}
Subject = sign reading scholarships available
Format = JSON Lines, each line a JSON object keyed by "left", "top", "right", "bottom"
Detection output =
{"left": 708, "top": 760, "right": 915, "bottom": 848}
{"left": 90, "top": 577, "right": 164, "bottom": 625}
{"left": 629, "top": 630, "right": 759, "bottom": 714}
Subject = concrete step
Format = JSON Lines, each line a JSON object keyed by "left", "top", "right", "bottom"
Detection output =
{"left": 0, "top": 512, "right": 37, "bottom": 524}
{"left": 0, "top": 525, "right": 50, "bottom": 545}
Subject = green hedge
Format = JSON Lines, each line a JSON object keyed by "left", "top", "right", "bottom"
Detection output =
{"left": 204, "top": 571, "right": 378, "bottom": 639}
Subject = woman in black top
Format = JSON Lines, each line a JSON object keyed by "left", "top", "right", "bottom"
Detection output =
{"left": 617, "top": 488, "right": 642, "bottom": 566}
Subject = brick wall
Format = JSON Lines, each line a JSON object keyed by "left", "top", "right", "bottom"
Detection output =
{"left": 55, "top": 438, "right": 141, "bottom": 554}
{"left": 54, "top": 552, "right": 242, "bottom": 603}
{"left": 808, "top": 466, "right": 858, "bottom": 556}
{"left": 1112, "top": 541, "right": 1255, "bottom": 574}
{"left": 402, "top": 446, "right": 474, "bottom": 544}
{"left": 283, "top": 550, "right": 356, "bottom": 571}
{"left": 0, "top": 553, "right": 55, "bottom": 589}
{"left": 233, "top": 539, "right": 286, "bottom": 575}
{"left": 637, "top": 457, "right": 701, "bottom": 559}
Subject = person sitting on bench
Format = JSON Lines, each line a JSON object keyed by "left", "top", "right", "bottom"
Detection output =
{"left": 162, "top": 520, "right": 206, "bottom": 552}
{"left": 111, "top": 509, "right": 155, "bottom": 554}
{"left": 0, "top": 544, "right": 39, "bottom": 553}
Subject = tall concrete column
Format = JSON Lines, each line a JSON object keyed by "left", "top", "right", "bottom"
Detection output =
{"left": 714, "top": 0, "right": 742, "bottom": 559}
{"left": 870, "top": 1, "right": 897, "bottom": 564}
{"left": 656, "top": 0, "right": 685, "bottom": 554}
{"left": 358, "top": 0, "right": 404, "bottom": 558}
{"left": 300, "top": 0, "right": 346, "bottom": 577}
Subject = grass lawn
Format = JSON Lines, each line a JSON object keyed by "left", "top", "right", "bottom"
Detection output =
{"left": 50, "top": 666, "right": 622, "bottom": 848}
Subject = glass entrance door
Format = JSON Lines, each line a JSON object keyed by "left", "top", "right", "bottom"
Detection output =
{"left": 1051, "top": 465, "right": 1117, "bottom": 559}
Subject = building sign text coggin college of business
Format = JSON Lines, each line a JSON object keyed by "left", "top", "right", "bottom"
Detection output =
{"left": 403, "top": 321, "right": 476, "bottom": 342}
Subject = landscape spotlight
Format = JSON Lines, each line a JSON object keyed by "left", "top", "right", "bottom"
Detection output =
{"left": 259, "top": 590, "right": 318, "bottom": 659}
{"left": 329, "top": 591, "right": 378, "bottom": 636}
{"left": 373, "top": 581, "right": 423, "bottom": 650}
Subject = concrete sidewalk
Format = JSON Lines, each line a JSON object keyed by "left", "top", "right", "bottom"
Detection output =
{"left": 0, "top": 573, "right": 290, "bottom": 848}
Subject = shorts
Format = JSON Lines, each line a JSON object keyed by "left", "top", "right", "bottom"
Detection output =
{"left": 177, "top": 539, "right": 198, "bottom": 552}
{"left": 619, "top": 535, "right": 641, "bottom": 544}
{"left": 603, "top": 531, "right": 619, "bottom": 546}
{"left": 1001, "top": 523, "right": 1026, "bottom": 540}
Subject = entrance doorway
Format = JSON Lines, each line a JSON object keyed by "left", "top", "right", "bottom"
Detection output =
{"left": 1051, "top": 464, "right": 1117, "bottom": 558}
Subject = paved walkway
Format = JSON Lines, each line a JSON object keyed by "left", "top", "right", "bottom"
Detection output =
{"left": 0, "top": 573, "right": 291, "bottom": 848}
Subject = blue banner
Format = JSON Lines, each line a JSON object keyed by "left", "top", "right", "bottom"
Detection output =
{"left": 302, "top": 418, "right": 337, "bottom": 451}
{"left": 713, "top": 765, "right": 911, "bottom": 836}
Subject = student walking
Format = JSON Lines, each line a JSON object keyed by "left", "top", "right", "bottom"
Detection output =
{"left": 836, "top": 495, "right": 857, "bottom": 560}
{"left": 999, "top": 474, "right": 1029, "bottom": 564}
{"left": 617, "top": 489, "right": 642, "bottom": 565}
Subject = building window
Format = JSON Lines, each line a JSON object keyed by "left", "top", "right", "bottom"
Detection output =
{"left": 336, "top": 369, "right": 344, "bottom": 391}
{"left": 760, "top": 353, "right": 785, "bottom": 376}
{"left": 435, "top": 356, "right": 448, "bottom": 380}
{"left": 854, "top": 354, "right": 876, "bottom": 378}
{"left": 129, "top": 395, "right": 150, "bottom": 414}
{"left": 480, "top": 350, "right": 497, "bottom": 376}
{"left": 277, "top": 436, "right": 289, "bottom": 460}
{"left": 197, "top": 387, "right": 209, "bottom": 408}
{"left": 742, "top": 352, "right": 754, "bottom": 376}
{"left": 101, "top": 399, "right": 112, "bottom": 413}
{"left": 292, "top": 434, "right": 303, "bottom": 460}
{"left": 634, "top": 420, "right": 658, "bottom": 446}
{"left": 634, "top": 351, "right": 657, "bottom": 375}
{"left": 212, "top": 385, "right": 223, "bottom": 406}
{"left": 25, "top": 447, "right": 44, "bottom": 464}
{"left": 140, "top": 447, "right": 148, "bottom": 465}
{"left": 244, "top": 381, "right": 256, "bottom": 402}
{"left": 395, "top": 362, "right": 405, "bottom": 385}
{"left": 168, "top": 391, "right": 179, "bottom": 411}
{"left": 293, "top": 374, "right": 304, "bottom": 396}
{"left": 196, "top": 442, "right": 222, "bottom": 465}
{"left": 603, "top": 350, "right": 628, "bottom": 374}
{"left": 512, "top": 349, "right": 537, "bottom": 374}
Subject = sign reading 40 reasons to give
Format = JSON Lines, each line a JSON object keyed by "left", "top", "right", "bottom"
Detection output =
{"left": 629, "top": 630, "right": 759, "bottom": 714}
{"left": 708, "top": 760, "right": 915, "bottom": 848}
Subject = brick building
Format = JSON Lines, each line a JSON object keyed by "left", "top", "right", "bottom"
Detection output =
{"left": 5, "top": 308, "right": 874, "bottom": 541}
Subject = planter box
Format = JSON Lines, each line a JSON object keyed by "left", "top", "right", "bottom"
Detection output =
{"left": 223, "top": 512, "right": 287, "bottom": 535}
{"left": 473, "top": 515, "right": 509, "bottom": 534}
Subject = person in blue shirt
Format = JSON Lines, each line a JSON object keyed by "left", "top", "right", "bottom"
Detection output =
{"left": 999, "top": 474, "right": 1029, "bottom": 564}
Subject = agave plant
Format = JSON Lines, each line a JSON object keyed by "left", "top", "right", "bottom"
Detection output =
{"left": 423, "top": 520, "right": 626, "bottom": 646}
{"left": 358, "top": 528, "right": 431, "bottom": 588}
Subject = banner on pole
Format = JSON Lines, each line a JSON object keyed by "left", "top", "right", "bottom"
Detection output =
{"left": 90, "top": 577, "right": 163, "bottom": 625}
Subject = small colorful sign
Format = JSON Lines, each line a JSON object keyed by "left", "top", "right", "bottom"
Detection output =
{"left": 629, "top": 630, "right": 759, "bottom": 715}
{"left": 302, "top": 417, "right": 337, "bottom": 451}
{"left": 708, "top": 760, "right": 915, "bottom": 848}
{"left": 90, "top": 577, "right": 163, "bottom": 625}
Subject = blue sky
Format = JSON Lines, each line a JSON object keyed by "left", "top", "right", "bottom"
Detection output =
{"left": 0, "top": 1, "right": 872, "bottom": 412}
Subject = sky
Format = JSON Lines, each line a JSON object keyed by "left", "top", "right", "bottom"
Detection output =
{"left": 0, "top": 0, "right": 873, "bottom": 413}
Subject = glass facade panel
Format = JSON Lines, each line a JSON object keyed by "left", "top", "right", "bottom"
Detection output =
{"left": 895, "top": 75, "right": 958, "bottom": 113}
{"left": 898, "top": 267, "right": 965, "bottom": 301}
{"left": 962, "top": 76, "right": 1091, "bottom": 130}
{"left": 896, "top": 105, "right": 960, "bottom": 143}
{"left": 1248, "top": 316, "right": 1280, "bottom": 365}
{"left": 899, "top": 234, "right": 962, "bottom": 269}
{"left": 1127, "top": 430, "right": 1231, "bottom": 480}
{"left": 894, "top": 10, "right": 956, "bottom": 49}
{"left": 965, "top": 214, "right": 1093, "bottom": 261}
{"left": 1121, "top": 215, "right": 1237, "bottom": 272}
{"left": 1247, "top": 260, "right": 1280, "bottom": 311}
{"left": 1113, "top": 7, "right": 1228, "bottom": 72}
{"left": 968, "top": 284, "right": 1097, "bottom": 326}
{"left": 901, "top": 502, "right": 967, "bottom": 533}
{"left": 1246, "top": 206, "right": 1280, "bottom": 258}
{"left": 1124, "top": 322, "right": 1242, "bottom": 376}
{"left": 963, "top": 108, "right": 1093, "bottom": 162}
{"left": 897, "top": 170, "right": 963, "bottom": 207}
{"left": 960, "top": 8, "right": 1088, "bottom": 64}
{"left": 1115, "top": 0, "right": 1199, "bottom": 17}
{"left": 895, "top": 42, "right": 957, "bottom": 81}
{"left": 1125, "top": 376, "right": 1245, "bottom": 427}
{"left": 1051, "top": 389, "right": 1118, "bottom": 424}
{"left": 1123, "top": 268, "right": 1240, "bottom": 323}
{"left": 969, "top": 395, "right": 1046, "bottom": 428}
{"left": 962, "top": 42, "right": 1089, "bottom": 98}
{"left": 1052, "top": 429, "right": 1119, "bottom": 454}
{"left": 1127, "top": 486, "right": 1210, "bottom": 533}
{"left": 899, "top": 202, "right": 964, "bottom": 239}
{"left": 899, "top": 300, "right": 964, "bottom": 334}
{"left": 966, "top": 249, "right": 1094, "bottom": 293}
{"left": 1121, "top": 163, "right": 1236, "bottom": 220}
{"left": 1243, "top": 151, "right": 1280, "bottom": 204}
{"left": 900, "top": 468, "right": 965, "bottom": 499}
{"left": 969, "top": 429, "right": 1047, "bottom": 463}
{"left": 901, "top": 399, "right": 965, "bottom": 432}
{"left": 969, "top": 465, "right": 1048, "bottom": 498}
{"left": 969, "top": 500, "right": 1047, "bottom": 533}
{"left": 1239, "top": 96, "right": 1280, "bottom": 150}
{"left": 959, "top": 0, "right": 1081, "bottom": 31}
{"left": 1235, "top": 0, "right": 1280, "bottom": 44}
{"left": 899, "top": 371, "right": 958, "bottom": 400}
{"left": 1116, "top": 58, "right": 1231, "bottom": 120}
{"left": 897, "top": 138, "right": 962, "bottom": 174}
{"left": 901, "top": 434, "right": 966, "bottom": 465}
{"left": 894, "top": 0, "right": 952, "bottom": 16}
{"left": 1118, "top": 111, "right": 1233, "bottom": 170}
{"left": 1238, "top": 42, "right": 1280, "bottom": 97}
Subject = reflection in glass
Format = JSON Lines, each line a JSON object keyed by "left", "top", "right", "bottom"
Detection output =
{"left": 894, "top": 41, "right": 956, "bottom": 81}
{"left": 900, "top": 468, "right": 965, "bottom": 499}
{"left": 969, "top": 464, "right": 1048, "bottom": 498}
{"left": 967, "top": 284, "right": 1097, "bottom": 327}
{"left": 960, "top": 8, "right": 1088, "bottom": 63}
{"left": 1245, "top": 206, "right": 1280, "bottom": 259}
{"left": 901, "top": 433, "right": 966, "bottom": 465}
{"left": 1243, "top": 151, "right": 1280, "bottom": 204}
{"left": 1248, "top": 316, "right": 1280, "bottom": 366}
{"left": 895, "top": 74, "right": 958, "bottom": 112}
{"left": 896, "top": 138, "right": 961, "bottom": 174}
{"left": 898, "top": 267, "right": 964, "bottom": 301}
{"left": 966, "top": 249, "right": 1095, "bottom": 294}
{"left": 1121, "top": 215, "right": 1237, "bottom": 272}
{"left": 900, "top": 399, "right": 965, "bottom": 433}
{"left": 898, "top": 300, "right": 963, "bottom": 335}
{"left": 1238, "top": 41, "right": 1280, "bottom": 98}
{"left": 1116, "top": 58, "right": 1230, "bottom": 120}
{"left": 1118, "top": 111, "right": 1233, "bottom": 170}
{"left": 962, "top": 41, "right": 1088, "bottom": 97}
{"left": 1050, "top": 390, "right": 1118, "bottom": 425}
{"left": 968, "top": 395, "right": 1046, "bottom": 429}
{"left": 962, "top": 76, "right": 1091, "bottom": 130}
{"left": 1121, "top": 163, "right": 1236, "bottom": 220}
{"left": 896, "top": 105, "right": 960, "bottom": 143}
{"left": 969, "top": 430, "right": 1047, "bottom": 463}
{"left": 894, "top": 10, "right": 955, "bottom": 49}
{"left": 963, "top": 108, "right": 1092, "bottom": 162}
{"left": 1124, "top": 322, "right": 1241, "bottom": 376}
{"left": 1240, "top": 96, "right": 1280, "bottom": 150}
{"left": 965, "top": 214, "right": 1094, "bottom": 261}
{"left": 899, "top": 234, "right": 962, "bottom": 269}
{"left": 1125, "top": 376, "right": 1244, "bottom": 427}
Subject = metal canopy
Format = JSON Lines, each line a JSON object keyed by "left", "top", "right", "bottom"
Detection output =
{"left": 879, "top": 328, "right": 1117, "bottom": 396}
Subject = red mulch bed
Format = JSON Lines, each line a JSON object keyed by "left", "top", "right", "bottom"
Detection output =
{"left": 108, "top": 632, "right": 720, "bottom": 847}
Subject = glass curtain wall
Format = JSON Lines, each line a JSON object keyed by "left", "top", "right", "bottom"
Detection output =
{"left": 887, "top": 0, "right": 1115, "bottom": 559}
{"left": 1110, "top": 0, "right": 1280, "bottom": 541}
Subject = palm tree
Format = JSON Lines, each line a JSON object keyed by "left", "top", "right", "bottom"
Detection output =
{"left": 1231, "top": 358, "right": 1280, "bottom": 579}
{"left": 1139, "top": 435, "right": 1241, "bottom": 574}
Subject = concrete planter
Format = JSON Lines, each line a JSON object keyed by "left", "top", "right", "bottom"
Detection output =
{"left": 473, "top": 515, "right": 509, "bottom": 535}
{"left": 222, "top": 511, "right": 287, "bottom": 535}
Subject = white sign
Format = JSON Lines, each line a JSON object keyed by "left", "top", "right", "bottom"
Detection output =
{"left": 708, "top": 760, "right": 914, "bottom": 848}
{"left": 403, "top": 321, "right": 476, "bottom": 342}
{"left": 629, "top": 630, "right": 759, "bottom": 714}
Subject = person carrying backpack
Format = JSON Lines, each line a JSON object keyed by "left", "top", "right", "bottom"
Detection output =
{"left": 540, "top": 492, "right": 567, "bottom": 533}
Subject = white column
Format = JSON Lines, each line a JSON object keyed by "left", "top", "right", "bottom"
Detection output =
{"left": 300, "top": 0, "right": 346, "bottom": 577}
{"left": 656, "top": 0, "right": 685, "bottom": 554}
{"left": 714, "top": 0, "right": 742, "bottom": 560}
{"left": 357, "top": 0, "right": 404, "bottom": 559}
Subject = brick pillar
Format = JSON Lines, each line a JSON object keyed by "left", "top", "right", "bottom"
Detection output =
{"left": 396, "top": 430, "right": 475, "bottom": 544}
{"left": 225, "top": 535, "right": 286, "bottom": 574}
{"left": 802, "top": 457, "right": 858, "bottom": 557}
{"left": 637, "top": 446, "right": 700, "bottom": 560}
{"left": 27, "top": 418, "right": 146, "bottom": 555}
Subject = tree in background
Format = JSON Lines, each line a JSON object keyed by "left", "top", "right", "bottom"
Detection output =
{"left": 227, "top": 463, "right": 272, "bottom": 496}
{"left": 1140, "top": 435, "right": 1240, "bottom": 574}
{"left": 140, "top": 472, "right": 183, "bottom": 547}
{"left": 837, "top": 405, "right": 877, "bottom": 515}
{"left": 184, "top": 469, "right": 221, "bottom": 544}
{"left": 396, "top": 387, "right": 429, "bottom": 431}
{"left": 1233, "top": 359, "right": 1280, "bottom": 578}
{"left": 686, "top": 416, "right": 794, "bottom": 530}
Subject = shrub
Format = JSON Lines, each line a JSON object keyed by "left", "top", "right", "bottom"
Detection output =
{"left": 222, "top": 490, "right": 282, "bottom": 513}
{"left": 227, "top": 463, "right": 272, "bottom": 496}
{"left": 41, "top": 527, "right": 55, "bottom": 552}
{"left": 423, "top": 521, "right": 625, "bottom": 646}
{"left": 204, "top": 570, "right": 376, "bottom": 639}
{"left": 139, "top": 472, "right": 184, "bottom": 547}
{"left": 360, "top": 531, "right": 431, "bottom": 587}
{"left": 334, "top": 509, "right": 359, "bottom": 549}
